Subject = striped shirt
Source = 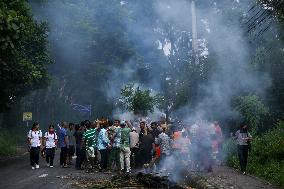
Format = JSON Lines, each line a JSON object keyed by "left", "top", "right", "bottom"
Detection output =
{"left": 83, "top": 128, "right": 97, "bottom": 148}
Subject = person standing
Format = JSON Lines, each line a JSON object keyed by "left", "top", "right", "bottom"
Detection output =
{"left": 97, "top": 121, "right": 110, "bottom": 171}
{"left": 234, "top": 123, "right": 252, "bottom": 174}
{"left": 44, "top": 125, "right": 58, "bottom": 168}
{"left": 139, "top": 128, "right": 154, "bottom": 168}
{"left": 150, "top": 122, "right": 160, "bottom": 139}
{"left": 107, "top": 120, "right": 121, "bottom": 171}
{"left": 212, "top": 121, "right": 223, "bottom": 164}
{"left": 59, "top": 122, "right": 69, "bottom": 168}
{"left": 129, "top": 127, "right": 139, "bottom": 168}
{"left": 67, "top": 123, "right": 75, "bottom": 165}
{"left": 120, "top": 121, "right": 132, "bottom": 173}
{"left": 155, "top": 126, "right": 171, "bottom": 169}
{"left": 27, "top": 122, "right": 43, "bottom": 169}
{"left": 74, "top": 124, "right": 84, "bottom": 169}
{"left": 83, "top": 121, "right": 97, "bottom": 169}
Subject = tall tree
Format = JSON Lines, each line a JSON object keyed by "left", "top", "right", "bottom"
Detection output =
{"left": 0, "top": 0, "right": 52, "bottom": 112}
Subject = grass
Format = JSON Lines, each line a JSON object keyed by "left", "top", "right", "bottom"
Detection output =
{"left": 0, "top": 128, "right": 25, "bottom": 156}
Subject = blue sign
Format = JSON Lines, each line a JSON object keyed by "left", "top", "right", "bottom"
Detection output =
{"left": 71, "top": 104, "right": 92, "bottom": 117}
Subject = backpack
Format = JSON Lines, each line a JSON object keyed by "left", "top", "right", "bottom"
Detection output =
{"left": 45, "top": 132, "right": 56, "bottom": 143}
{"left": 30, "top": 130, "right": 42, "bottom": 140}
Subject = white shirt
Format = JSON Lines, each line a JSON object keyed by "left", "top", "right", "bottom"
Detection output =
{"left": 44, "top": 132, "right": 58, "bottom": 148}
{"left": 130, "top": 131, "right": 139, "bottom": 148}
{"left": 28, "top": 130, "right": 42, "bottom": 147}
{"left": 190, "top": 124, "right": 199, "bottom": 136}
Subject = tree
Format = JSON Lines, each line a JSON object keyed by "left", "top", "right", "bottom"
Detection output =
{"left": 233, "top": 95, "right": 269, "bottom": 132}
{"left": 257, "top": 0, "right": 284, "bottom": 20}
{"left": 0, "top": 0, "right": 52, "bottom": 112}
{"left": 120, "top": 84, "right": 162, "bottom": 116}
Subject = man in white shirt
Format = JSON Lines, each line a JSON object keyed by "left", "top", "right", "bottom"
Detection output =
{"left": 27, "top": 122, "right": 42, "bottom": 169}
{"left": 44, "top": 125, "right": 58, "bottom": 168}
{"left": 130, "top": 127, "right": 139, "bottom": 168}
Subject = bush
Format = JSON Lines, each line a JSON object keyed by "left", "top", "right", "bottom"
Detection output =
{"left": 225, "top": 121, "right": 284, "bottom": 187}
{"left": 0, "top": 130, "right": 18, "bottom": 156}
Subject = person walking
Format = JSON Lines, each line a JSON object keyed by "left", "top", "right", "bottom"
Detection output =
{"left": 234, "top": 123, "right": 252, "bottom": 174}
{"left": 27, "top": 122, "right": 43, "bottom": 169}
{"left": 44, "top": 125, "right": 58, "bottom": 168}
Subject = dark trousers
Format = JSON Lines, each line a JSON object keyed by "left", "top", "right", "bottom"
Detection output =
{"left": 75, "top": 145, "right": 82, "bottom": 169}
{"left": 130, "top": 147, "right": 138, "bottom": 168}
{"left": 68, "top": 145, "right": 75, "bottom": 157}
{"left": 99, "top": 149, "right": 108, "bottom": 170}
{"left": 46, "top": 148, "right": 55, "bottom": 166}
{"left": 238, "top": 145, "right": 249, "bottom": 172}
{"left": 107, "top": 147, "right": 120, "bottom": 170}
{"left": 30, "top": 147, "right": 40, "bottom": 166}
{"left": 60, "top": 147, "right": 68, "bottom": 166}
{"left": 138, "top": 148, "right": 152, "bottom": 167}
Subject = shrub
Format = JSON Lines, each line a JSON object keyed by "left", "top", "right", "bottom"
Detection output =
{"left": 0, "top": 130, "right": 17, "bottom": 156}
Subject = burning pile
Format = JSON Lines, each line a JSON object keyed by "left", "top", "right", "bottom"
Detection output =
{"left": 65, "top": 172, "right": 194, "bottom": 189}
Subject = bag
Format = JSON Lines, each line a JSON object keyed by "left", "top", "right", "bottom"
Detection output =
{"left": 41, "top": 147, "right": 46, "bottom": 158}
{"left": 87, "top": 147, "right": 96, "bottom": 158}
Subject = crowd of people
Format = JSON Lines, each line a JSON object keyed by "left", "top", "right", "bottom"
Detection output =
{"left": 27, "top": 117, "right": 228, "bottom": 174}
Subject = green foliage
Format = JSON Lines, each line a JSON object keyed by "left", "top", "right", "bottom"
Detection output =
{"left": 226, "top": 121, "right": 284, "bottom": 187}
{"left": 121, "top": 84, "right": 163, "bottom": 116}
{"left": 233, "top": 95, "right": 269, "bottom": 132}
{"left": 257, "top": 0, "right": 284, "bottom": 20}
{"left": 0, "top": 129, "right": 18, "bottom": 156}
{"left": 0, "top": 0, "right": 52, "bottom": 111}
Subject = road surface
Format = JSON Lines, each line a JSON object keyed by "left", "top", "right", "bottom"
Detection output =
{"left": 0, "top": 151, "right": 281, "bottom": 189}
{"left": 0, "top": 151, "right": 110, "bottom": 189}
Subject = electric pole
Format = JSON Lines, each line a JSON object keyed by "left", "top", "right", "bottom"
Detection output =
{"left": 191, "top": 0, "right": 199, "bottom": 65}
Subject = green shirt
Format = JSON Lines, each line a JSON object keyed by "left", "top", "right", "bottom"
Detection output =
{"left": 83, "top": 128, "right": 97, "bottom": 148}
{"left": 120, "top": 127, "right": 131, "bottom": 148}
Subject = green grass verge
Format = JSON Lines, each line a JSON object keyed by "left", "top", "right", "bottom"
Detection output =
{"left": 0, "top": 131, "right": 17, "bottom": 156}
{"left": 0, "top": 127, "right": 26, "bottom": 156}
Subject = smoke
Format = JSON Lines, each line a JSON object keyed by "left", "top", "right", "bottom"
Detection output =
{"left": 143, "top": 0, "right": 272, "bottom": 182}
{"left": 152, "top": 0, "right": 271, "bottom": 122}
{"left": 29, "top": 0, "right": 273, "bottom": 182}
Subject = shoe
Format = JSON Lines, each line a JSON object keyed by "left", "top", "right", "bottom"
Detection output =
{"left": 47, "top": 163, "right": 50, "bottom": 167}
{"left": 35, "top": 164, "right": 39, "bottom": 169}
{"left": 243, "top": 172, "right": 246, "bottom": 175}
{"left": 50, "top": 165, "right": 54, "bottom": 168}
{"left": 32, "top": 167, "right": 35, "bottom": 170}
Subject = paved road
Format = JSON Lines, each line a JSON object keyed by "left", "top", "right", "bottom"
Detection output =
{"left": 0, "top": 151, "right": 281, "bottom": 189}
{"left": 185, "top": 166, "right": 282, "bottom": 189}
{"left": 0, "top": 151, "right": 110, "bottom": 189}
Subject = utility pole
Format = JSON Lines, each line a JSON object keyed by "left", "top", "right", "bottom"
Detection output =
{"left": 191, "top": 0, "right": 199, "bottom": 65}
